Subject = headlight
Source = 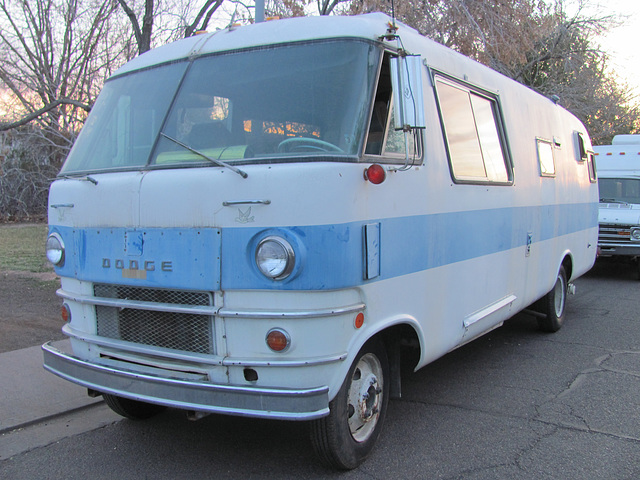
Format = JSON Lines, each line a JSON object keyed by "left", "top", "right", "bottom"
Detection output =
{"left": 631, "top": 227, "right": 640, "bottom": 242}
{"left": 255, "top": 236, "right": 295, "bottom": 280}
{"left": 45, "top": 233, "right": 65, "bottom": 266}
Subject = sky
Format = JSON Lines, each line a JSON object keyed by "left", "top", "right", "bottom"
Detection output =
{"left": 588, "top": 0, "right": 640, "bottom": 97}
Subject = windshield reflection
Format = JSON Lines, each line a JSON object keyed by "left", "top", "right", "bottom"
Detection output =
{"left": 60, "top": 40, "right": 379, "bottom": 175}
{"left": 151, "top": 40, "right": 378, "bottom": 166}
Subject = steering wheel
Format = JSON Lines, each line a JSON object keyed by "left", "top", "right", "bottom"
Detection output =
{"left": 277, "top": 137, "right": 343, "bottom": 153}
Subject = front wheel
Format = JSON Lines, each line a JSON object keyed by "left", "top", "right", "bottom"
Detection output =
{"left": 538, "top": 265, "right": 568, "bottom": 333}
{"left": 310, "top": 339, "right": 389, "bottom": 470}
{"left": 103, "top": 393, "right": 167, "bottom": 420}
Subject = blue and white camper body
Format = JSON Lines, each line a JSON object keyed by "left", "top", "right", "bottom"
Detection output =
{"left": 43, "top": 13, "right": 598, "bottom": 468}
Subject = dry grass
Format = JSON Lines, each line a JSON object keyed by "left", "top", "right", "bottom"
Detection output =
{"left": 0, "top": 223, "right": 53, "bottom": 273}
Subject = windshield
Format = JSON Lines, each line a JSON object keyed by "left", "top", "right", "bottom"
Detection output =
{"left": 599, "top": 177, "right": 640, "bottom": 204}
{"left": 61, "top": 40, "right": 380, "bottom": 174}
{"left": 60, "top": 62, "right": 188, "bottom": 174}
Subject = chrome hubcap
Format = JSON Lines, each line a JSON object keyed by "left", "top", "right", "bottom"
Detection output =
{"left": 347, "top": 353, "right": 383, "bottom": 443}
{"left": 554, "top": 274, "right": 566, "bottom": 317}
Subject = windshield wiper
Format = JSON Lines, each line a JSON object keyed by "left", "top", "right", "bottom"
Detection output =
{"left": 59, "top": 174, "right": 98, "bottom": 185}
{"left": 600, "top": 198, "right": 628, "bottom": 204}
{"left": 160, "top": 133, "right": 248, "bottom": 179}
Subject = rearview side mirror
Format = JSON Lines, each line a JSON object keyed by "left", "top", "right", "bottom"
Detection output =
{"left": 390, "top": 55, "right": 425, "bottom": 131}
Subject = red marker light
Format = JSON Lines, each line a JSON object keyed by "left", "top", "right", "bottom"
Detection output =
{"left": 364, "top": 164, "right": 386, "bottom": 184}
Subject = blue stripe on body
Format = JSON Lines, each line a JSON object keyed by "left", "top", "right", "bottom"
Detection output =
{"left": 222, "top": 202, "right": 597, "bottom": 290}
{"left": 381, "top": 203, "right": 596, "bottom": 279}
{"left": 51, "top": 202, "right": 597, "bottom": 291}
{"left": 50, "top": 227, "right": 221, "bottom": 290}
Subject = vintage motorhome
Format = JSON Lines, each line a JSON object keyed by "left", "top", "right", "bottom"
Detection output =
{"left": 594, "top": 135, "right": 640, "bottom": 277}
{"left": 43, "top": 13, "right": 598, "bottom": 469}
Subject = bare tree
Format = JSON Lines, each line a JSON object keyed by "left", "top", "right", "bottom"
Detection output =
{"left": 0, "top": 0, "right": 131, "bottom": 220}
{"left": 0, "top": 0, "right": 126, "bottom": 144}
{"left": 343, "top": 0, "right": 638, "bottom": 141}
{"left": 316, "top": 0, "right": 349, "bottom": 15}
{"left": 184, "top": 0, "right": 225, "bottom": 37}
{"left": 0, "top": 127, "right": 60, "bottom": 221}
{"left": 117, "top": 0, "right": 227, "bottom": 55}
{"left": 117, "top": 0, "right": 154, "bottom": 54}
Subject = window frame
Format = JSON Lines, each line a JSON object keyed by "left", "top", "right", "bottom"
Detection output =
{"left": 431, "top": 71, "right": 513, "bottom": 186}
{"left": 536, "top": 137, "right": 556, "bottom": 177}
{"left": 577, "top": 131, "right": 588, "bottom": 161}
{"left": 587, "top": 152, "right": 597, "bottom": 183}
{"left": 576, "top": 131, "right": 597, "bottom": 183}
{"left": 363, "top": 50, "right": 424, "bottom": 166}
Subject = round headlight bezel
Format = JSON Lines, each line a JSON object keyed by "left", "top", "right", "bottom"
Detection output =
{"left": 255, "top": 236, "right": 295, "bottom": 280}
{"left": 631, "top": 227, "right": 640, "bottom": 242}
{"left": 45, "top": 232, "right": 65, "bottom": 266}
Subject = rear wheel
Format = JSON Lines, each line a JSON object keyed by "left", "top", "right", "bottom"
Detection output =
{"left": 310, "top": 339, "right": 389, "bottom": 470}
{"left": 103, "top": 393, "right": 166, "bottom": 420}
{"left": 538, "top": 265, "right": 567, "bottom": 333}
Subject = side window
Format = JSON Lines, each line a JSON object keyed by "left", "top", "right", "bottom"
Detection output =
{"left": 365, "top": 53, "right": 422, "bottom": 164}
{"left": 537, "top": 138, "right": 555, "bottom": 176}
{"left": 587, "top": 152, "right": 597, "bottom": 183}
{"left": 435, "top": 76, "right": 511, "bottom": 184}
{"left": 382, "top": 100, "right": 420, "bottom": 157}
{"left": 576, "top": 131, "right": 596, "bottom": 182}
{"left": 577, "top": 132, "right": 588, "bottom": 161}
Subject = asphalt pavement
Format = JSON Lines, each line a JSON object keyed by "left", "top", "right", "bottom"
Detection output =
{"left": 1, "top": 263, "right": 639, "bottom": 477}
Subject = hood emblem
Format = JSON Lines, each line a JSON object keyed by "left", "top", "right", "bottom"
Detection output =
{"left": 236, "top": 207, "right": 254, "bottom": 224}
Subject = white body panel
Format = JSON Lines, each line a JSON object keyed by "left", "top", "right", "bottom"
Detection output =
{"left": 44, "top": 14, "right": 598, "bottom": 421}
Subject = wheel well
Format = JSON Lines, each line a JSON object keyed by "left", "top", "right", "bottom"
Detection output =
{"left": 375, "top": 324, "right": 421, "bottom": 399}
{"left": 562, "top": 254, "right": 573, "bottom": 280}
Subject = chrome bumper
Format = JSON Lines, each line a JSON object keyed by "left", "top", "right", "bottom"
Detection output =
{"left": 598, "top": 243, "right": 640, "bottom": 256}
{"left": 42, "top": 342, "right": 330, "bottom": 420}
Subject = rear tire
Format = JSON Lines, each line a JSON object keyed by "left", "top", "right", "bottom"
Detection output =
{"left": 103, "top": 393, "right": 166, "bottom": 420}
{"left": 310, "top": 339, "right": 389, "bottom": 470}
{"left": 537, "top": 265, "right": 567, "bottom": 333}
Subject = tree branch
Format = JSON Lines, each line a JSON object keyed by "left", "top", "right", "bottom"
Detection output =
{"left": 185, "top": 0, "right": 224, "bottom": 37}
{"left": 0, "top": 98, "right": 92, "bottom": 132}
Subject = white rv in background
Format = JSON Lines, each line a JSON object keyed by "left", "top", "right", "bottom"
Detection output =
{"left": 594, "top": 134, "right": 640, "bottom": 278}
{"left": 43, "top": 14, "right": 598, "bottom": 469}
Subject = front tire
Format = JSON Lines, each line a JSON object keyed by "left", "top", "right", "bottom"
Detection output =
{"left": 310, "top": 339, "right": 389, "bottom": 470}
{"left": 538, "top": 265, "right": 568, "bottom": 333}
{"left": 103, "top": 393, "right": 167, "bottom": 420}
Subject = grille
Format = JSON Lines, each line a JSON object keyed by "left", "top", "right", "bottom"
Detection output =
{"left": 94, "top": 284, "right": 212, "bottom": 306}
{"left": 599, "top": 224, "right": 637, "bottom": 246}
{"left": 94, "top": 284, "right": 214, "bottom": 354}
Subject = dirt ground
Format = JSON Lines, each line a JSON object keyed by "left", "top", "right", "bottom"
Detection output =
{"left": 0, "top": 271, "right": 65, "bottom": 354}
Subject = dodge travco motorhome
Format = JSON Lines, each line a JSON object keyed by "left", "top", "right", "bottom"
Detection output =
{"left": 594, "top": 134, "right": 640, "bottom": 278}
{"left": 43, "top": 13, "right": 599, "bottom": 469}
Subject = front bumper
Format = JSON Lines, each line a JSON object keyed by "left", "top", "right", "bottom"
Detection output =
{"left": 598, "top": 243, "right": 640, "bottom": 257}
{"left": 42, "top": 342, "right": 330, "bottom": 420}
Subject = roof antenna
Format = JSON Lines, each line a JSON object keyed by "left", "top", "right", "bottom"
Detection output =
{"left": 391, "top": 0, "right": 396, "bottom": 27}
{"left": 381, "top": 0, "right": 399, "bottom": 41}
